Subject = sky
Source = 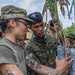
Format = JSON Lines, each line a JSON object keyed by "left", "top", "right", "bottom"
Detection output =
{"left": 0, "top": 0, "right": 74, "bottom": 29}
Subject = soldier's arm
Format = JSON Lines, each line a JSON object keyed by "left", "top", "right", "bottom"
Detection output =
{"left": 26, "top": 55, "right": 73, "bottom": 75}
{"left": 0, "top": 64, "right": 24, "bottom": 75}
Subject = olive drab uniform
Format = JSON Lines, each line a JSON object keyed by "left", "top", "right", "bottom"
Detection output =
{"left": 25, "top": 33, "right": 58, "bottom": 75}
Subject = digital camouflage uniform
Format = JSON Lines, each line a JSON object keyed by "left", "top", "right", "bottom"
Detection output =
{"left": 25, "top": 33, "right": 58, "bottom": 75}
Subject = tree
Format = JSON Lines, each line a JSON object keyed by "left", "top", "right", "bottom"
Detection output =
{"left": 69, "top": 0, "right": 75, "bottom": 24}
{"left": 42, "top": 0, "right": 70, "bottom": 46}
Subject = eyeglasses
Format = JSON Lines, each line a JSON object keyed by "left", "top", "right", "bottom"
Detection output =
{"left": 7, "top": 19, "right": 29, "bottom": 29}
{"left": 16, "top": 20, "right": 29, "bottom": 29}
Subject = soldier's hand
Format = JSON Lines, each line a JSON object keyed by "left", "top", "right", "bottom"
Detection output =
{"left": 55, "top": 56, "right": 73, "bottom": 75}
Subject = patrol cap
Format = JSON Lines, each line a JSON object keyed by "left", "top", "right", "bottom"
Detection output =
{"left": 0, "top": 5, "right": 34, "bottom": 24}
{"left": 67, "top": 33, "right": 75, "bottom": 39}
{"left": 28, "top": 12, "right": 43, "bottom": 24}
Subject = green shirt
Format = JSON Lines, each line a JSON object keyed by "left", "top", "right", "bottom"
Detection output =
{"left": 0, "top": 38, "right": 27, "bottom": 75}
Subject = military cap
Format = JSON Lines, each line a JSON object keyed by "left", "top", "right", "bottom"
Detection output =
{"left": 67, "top": 33, "right": 75, "bottom": 39}
{"left": 28, "top": 12, "right": 43, "bottom": 24}
{"left": 0, "top": 5, "right": 34, "bottom": 24}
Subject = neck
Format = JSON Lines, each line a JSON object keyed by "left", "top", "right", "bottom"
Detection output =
{"left": 4, "top": 33, "right": 17, "bottom": 43}
{"left": 34, "top": 34, "right": 45, "bottom": 39}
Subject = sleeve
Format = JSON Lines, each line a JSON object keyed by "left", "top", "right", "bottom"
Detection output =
{"left": 0, "top": 45, "right": 17, "bottom": 64}
{"left": 25, "top": 45, "right": 34, "bottom": 57}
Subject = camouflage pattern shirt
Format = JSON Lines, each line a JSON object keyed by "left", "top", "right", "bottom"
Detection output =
{"left": 25, "top": 33, "right": 58, "bottom": 75}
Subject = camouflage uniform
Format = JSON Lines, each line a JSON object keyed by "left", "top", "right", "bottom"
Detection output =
{"left": 66, "top": 33, "right": 75, "bottom": 56}
{"left": 67, "top": 33, "right": 75, "bottom": 48}
{"left": 25, "top": 33, "right": 58, "bottom": 75}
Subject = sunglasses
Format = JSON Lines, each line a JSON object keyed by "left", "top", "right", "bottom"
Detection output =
{"left": 16, "top": 20, "right": 29, "bottom": 29}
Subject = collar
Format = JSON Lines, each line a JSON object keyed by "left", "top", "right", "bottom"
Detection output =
{"left": 32, "top": 33, "right": 47, "bottom": 43}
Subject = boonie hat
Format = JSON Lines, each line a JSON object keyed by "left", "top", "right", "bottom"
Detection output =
{"left": 0, "top": 5, "right": 34, "bottom": 24}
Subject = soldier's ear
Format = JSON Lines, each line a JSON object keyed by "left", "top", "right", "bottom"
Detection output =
{"left": 8, "top": 19, "right": 16, "bottom": 28}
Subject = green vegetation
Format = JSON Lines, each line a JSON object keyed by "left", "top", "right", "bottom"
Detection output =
{"left": 64, "top": 23, "right": 75, "bottom": 36}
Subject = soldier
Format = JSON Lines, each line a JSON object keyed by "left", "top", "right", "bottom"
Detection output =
{"left": 66, "top": 33, "right": 75, "bottom": 75}
{"left": 67, "top": 33, "right": 75, "bottom": 48}
{"left": 25, "top": 12, "right": 73, "bottom": 75}
{"left": 0, "top": 5, "right": 73, "bottom": 75}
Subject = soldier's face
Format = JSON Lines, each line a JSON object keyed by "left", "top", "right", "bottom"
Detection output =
{"left": 30, "top": 21, "right": 44, "bottom": 38}
{"left": 12, "top": 19, "right": 28, "bottom": 41}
